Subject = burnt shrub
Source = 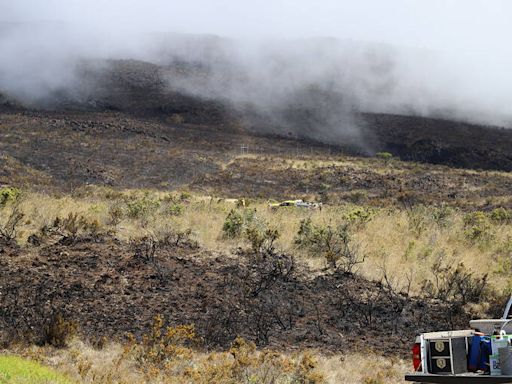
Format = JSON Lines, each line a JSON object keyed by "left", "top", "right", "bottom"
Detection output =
{"left": 421, "top": 255, "right": 489, "bottom": 305}
{"left": 41, "top": 212, "right": 102, "bottom": 244}
{"left": 131, "top": 234, "right": 158, "bottom": 262}
{"left": 0, "top": 201, "right": 24, "bottom": 243}
{"left": 40, "top": 312, "right": 77, "bottom": 348}
{"left": 131, "top": 228, "right": 197, "bottom": 263}
{"left": 159, "top": 228, "right": 196, "bottom": 248}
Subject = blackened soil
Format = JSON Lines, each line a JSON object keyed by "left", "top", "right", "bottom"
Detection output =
{"left": 0, "top": 238, "right": 473, "bottom": 356}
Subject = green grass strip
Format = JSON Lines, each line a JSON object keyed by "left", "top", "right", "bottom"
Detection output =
{"left": 0, "top": 355, "right": 73, "bottom": 384}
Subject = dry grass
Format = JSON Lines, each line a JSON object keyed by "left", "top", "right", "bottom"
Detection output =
{"left": 6, "top": 186, "right": 512, "bottom": 295}
{"left": 8, "top": 339, "right": 409, "bottom": 384}
{"left": 318, "top": 353, "right": 409, "bottom": 384}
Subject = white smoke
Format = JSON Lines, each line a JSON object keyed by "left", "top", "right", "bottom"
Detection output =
{"left": 1, "top": 0, "right": 511, "bottom": 128}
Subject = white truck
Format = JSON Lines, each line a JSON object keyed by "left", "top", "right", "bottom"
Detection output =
{"left": 406, "top": 297, "right": 512, "bottom": 383}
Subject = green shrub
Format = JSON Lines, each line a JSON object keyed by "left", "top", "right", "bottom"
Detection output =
{"left": 0, "top": 187, "right": 20, "bottom": 206}
{"left": 167, "top": 203, "right": 184, "bottom": 216}
{"left": 464, "top": 211, "right": 488, "bottom": 227}
{"left": 245, "top": 225, "right": 279, "bottom": 254}
{"left": 179, "top": 191, "right": 192, "bottom": 201}
{"left": 344, "top": 206, "right": 374, "bottom": 228}
{"left": 489, "top": 208, "right": 511, "bottom": 224}
{"left": 108, "top": 202, "right": 125, "bottom": 226}
{"left": 376, "top": 152, "right": 393, "bottom": 162}
{"left": 432, "top": 205, "right": 454, "bottom": 228}
{"left": 294, "top": 219, "right": 364, "bottom": 272}
{"left": 126, "top": 196, "right": 160, "bottom": 219}
{"left": 222, "top": 209, "right": 256, "bottom": 238}
{"left": 222, "top": 209, "right": 244, "bottom": 238}
{"left": 494, "top": 238, "right": 512, "bottom": 275}
{"left": 463, "top": 211, "right": 493, "bottom": 241}
{"left": 406, "top": 206, "right": 428, "bottom": 238}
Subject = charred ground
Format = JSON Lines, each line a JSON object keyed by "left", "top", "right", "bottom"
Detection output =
{"left": 2, "top": 57, "right": 512, "bottom": 173}
{"left": 0, "top": 235, "right": 473, "bottom": 357}
{"left": 0, "top": 109, "right": 511, "bottom": 210}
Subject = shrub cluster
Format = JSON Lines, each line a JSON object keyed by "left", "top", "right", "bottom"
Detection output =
{"left": 40, "top": 212, "right": 102, "bottom": 244}
{"left": 222, "top": 209, "right": 256, "bottom": 238}
{"left": 223, "top": 209, "right": 281, "bottom": 256}
{"left": 463, "top": 211, "right": 493, "bottom": 241}
{"left": 489, "top": 207, "right": 512, "bottom": 224}
{"left": 376, "top": 151, "right": 393, "bottom": 163}
{"left": 126, "top": 316, "right": 325, "bottom": 384}
{"left": 0, "top": 188, "right": 24, "bottom": 243}
{"left": 126, "top": 195, "right": 160, "bottom": 220}
{"left": 421, "top": 255, "right": 489, "bottom": 305}
{"left": 294, "top": 218, "right": 364, "bottom": 272}
{"left": 343, "top": 206, "right": 374, "bottom": 228}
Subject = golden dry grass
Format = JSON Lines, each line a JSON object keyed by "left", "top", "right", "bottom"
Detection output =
{"left": 8, "top": 339, "right": 410, "bottom": 384}
{"left": 318, "top": 353, "right": 409, "bottom": 384}
{"left": 6, "top": 186, "right": 512, "bottom": 295}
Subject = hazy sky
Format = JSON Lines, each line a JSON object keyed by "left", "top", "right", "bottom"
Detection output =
{"left": 3, "top": 0, "right": 512, "bottom": 54}
{"left": 1, "top": 0, "right": 512, "bottom": 126}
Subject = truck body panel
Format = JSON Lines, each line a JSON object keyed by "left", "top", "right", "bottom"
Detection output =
{"left": 405, "top": 296, "right": 512, "bottom": 383}
{"left": 405, "top": 373, "right": 512, "bottom": 383}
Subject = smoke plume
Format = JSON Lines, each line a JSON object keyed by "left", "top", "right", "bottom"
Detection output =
{"left": 1, "top": 0, "right": 511, "bottom": 145}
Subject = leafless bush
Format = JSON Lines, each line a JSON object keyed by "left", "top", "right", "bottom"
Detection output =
{"left": 40, "top": 312, "right": 77, "bottom": 348}
{"left": 131, "top": 235, "right": 158, "bottom": 262}
{"left": 244, "top": 252, "right": 295, "bottom": 298}
{"left": 379, "top": 262, "right": 413, "bottom": 332}
{"left": 40, "top": 212, "right": 102, "bottom": 244}
{"left": 346, "top": 290, "right": 383, "bottom": 327}
{"left": 421, "top": 254, "right": 489, "bottom": 305}
{"left": 131, "top": 228, "right": 196, "bottom": 282}
{"left": 0, "top": 201, "right": 24, "bottom": 243}
{"left": 159, "top": 228, "right": 197, "bottom": 248}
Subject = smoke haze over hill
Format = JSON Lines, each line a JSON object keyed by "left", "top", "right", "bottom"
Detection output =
{"left": 1, "top": 0, "right": 512, "bottom": 137}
